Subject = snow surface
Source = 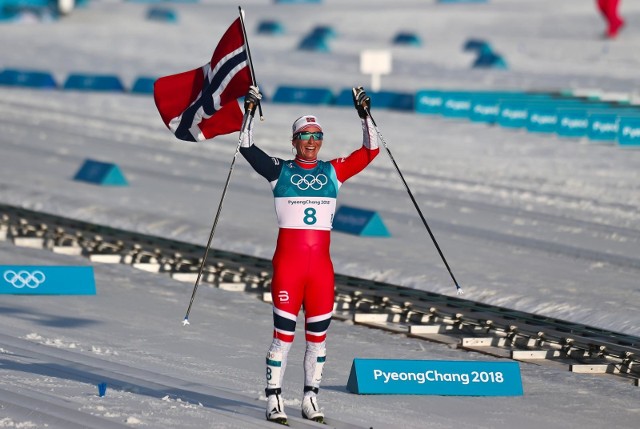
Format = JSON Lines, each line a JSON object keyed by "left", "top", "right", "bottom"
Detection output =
{"left": 1, "top": 0, "right": 639, "bottom": 427}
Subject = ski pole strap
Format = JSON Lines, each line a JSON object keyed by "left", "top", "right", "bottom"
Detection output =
{"left": 303, "top": 386, "right": 319, "bottom": 394}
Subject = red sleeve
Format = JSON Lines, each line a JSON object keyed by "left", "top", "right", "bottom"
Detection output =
{"left": 330, "top": 146, "right": 379, "bottom": 184}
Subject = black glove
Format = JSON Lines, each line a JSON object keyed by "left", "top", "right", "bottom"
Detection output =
{"left": 352, "top": 86, "right": 370, "bottom": 119}
{"left": 244, "top": 85, "right": 262, "bottom": 116}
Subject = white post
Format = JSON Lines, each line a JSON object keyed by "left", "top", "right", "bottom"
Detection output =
{"left": 360, "top": 50, "right": 392, "bottom": 92}
{"left": 371, "top": 74, "right": 381, "bottom": 92}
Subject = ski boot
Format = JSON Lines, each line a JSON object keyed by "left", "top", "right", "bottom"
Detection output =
{"left": 266, "top": 388, "right": 288, "bottom": 426}
{"left": 301, "top": 393, "right": 324, "bottom": 424}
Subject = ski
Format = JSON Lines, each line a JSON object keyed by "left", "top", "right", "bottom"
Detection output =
{"left": 268, "top": 417, "right": 290, "bottom": 426}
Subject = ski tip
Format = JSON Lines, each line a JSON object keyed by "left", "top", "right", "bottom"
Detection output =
{"left": 182, "top": 318, "right": 190, "bottom": 326}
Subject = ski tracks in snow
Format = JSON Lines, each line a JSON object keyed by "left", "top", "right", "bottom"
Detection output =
{"left": 0, "top": 333, "right": 363, "bottom": 429}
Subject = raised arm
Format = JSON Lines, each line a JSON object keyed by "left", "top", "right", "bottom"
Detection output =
{"left": 331, "top": 87, "right": 380, "bottom": 184}
{"left": 239, "top": 87, "right": 283, "bottom": 182}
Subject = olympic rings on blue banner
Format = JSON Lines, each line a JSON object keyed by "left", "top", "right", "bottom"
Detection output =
{"left": 3, "top": 270, "right": 46, "bottom": 289}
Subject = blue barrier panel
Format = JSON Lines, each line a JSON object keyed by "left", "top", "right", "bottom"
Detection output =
{"left": 498, "top": 102, "right": 529, "bottom": 128}
{"left": 463, "top": 38, "right": 491, "bottom": 52}
{"left": 473, "top": 51, "right": 508, "bottom": 69}
{"left": 73, "top": 159, "right": 128, "bottom": 186}
{"left": 272, "top": 86, "right": 333, "bottom": 105}
{"left": 392, "top": 32, "right": 422, "bottom": 47}
{"left": 526, "top": 105, "right": 558, "bottom": 133}
{"left": 618, "top": 117, "right": 640, "bottom": 146}
{"left": 471, "top": 95, "right": 566, "bottom": 124}
{"left": 147, "top": 6, "right": 178, "bottom": 23}
{"left": 464, "top": 92, "right": 527, "bottom": 123}
{"left": 556, "top": 109, "right": 589, "bottom": 138}
{"left": 257, "top": 20, "right": 285, "bottom": 35}
{"left": 1, "top": 0, "right": 51, "bottom": 7}
{"left": 588, "top": 113, "right": 619, "bottom": 142}
{"left": 417, "top": 90, "right": 555, "bottom": 117}
{"left": 0, "top": 8, "right": 19, "bottom": 22}
{"left": 415, "top": 90, "right": 445, "bottom": 115}
{"left": 442, "top": 92, "right": 473, "bottom": 118}
{"left": 310, "top": 25, "right": 337, "bottom": 39}
{"left": 298, "top": 34, "right": 331, "bottom": 52}
{"left": 333, "top": 206, "right": 390, "bottom": 237}
{"left": 347, "top": 358, "right": 523, "bottom": 396}
{"left": 468, "top": 93, "right": 525, "bottom": 122}
{"left": 63, "top": 74, "right": 126, "bottom": 92}
{"left": 0, "top": 69, "right": 57, "bottom": 89}
{"left": 335, "top": 89, "right": 414, "bottom": 111}
{"left": 131, "top": 76, "right": 156, "bottom": 94}
{"left": 1, "top": 266, "right": 96, "bottom": 295}
{"left": 470, "top": 98, "right": 501, "bottom": 123}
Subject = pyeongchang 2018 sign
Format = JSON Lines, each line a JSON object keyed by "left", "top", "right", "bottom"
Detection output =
{"left": 347, "top": 358, "right": 523, "bottom": 396}
{"left": 1, "top": 266, "right": 96, "bottom": 295}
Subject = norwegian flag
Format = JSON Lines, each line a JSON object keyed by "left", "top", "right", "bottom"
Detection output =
{"left": 154, "top": 18, "right": 252, "bottom": 142}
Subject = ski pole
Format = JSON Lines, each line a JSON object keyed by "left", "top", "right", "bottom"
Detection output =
{"left": 365, "top": 107, "right": 464, "bottom": 295}
{"left": 182, "top": 110, "right": 254, "bottom": 325}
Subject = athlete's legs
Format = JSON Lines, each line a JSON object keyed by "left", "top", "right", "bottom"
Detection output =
{"left": 601, "top": 0, "right": 624, "bottom": 38}
{"left": 300, "top": 237, "right": 333, "bottom": 421}
{"left": 264, "top": 229, "right": 333, "bottom": 422}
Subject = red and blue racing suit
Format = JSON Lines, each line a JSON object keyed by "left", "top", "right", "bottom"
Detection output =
{"left": 240, "top": 118, "right": 379, "bottom": 344}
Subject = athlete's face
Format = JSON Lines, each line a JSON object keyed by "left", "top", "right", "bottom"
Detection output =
{"left": 292, "top": 125, "right": 323, "bottom": 161}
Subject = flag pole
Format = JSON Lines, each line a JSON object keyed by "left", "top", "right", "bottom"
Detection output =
{"left": 238, "top": 6, "right": 264, "bottom": 121}
{"left": 182, "top": 111, "right": 253, "bottom": 326}
{"left": 182, "top": 9, "right": 263, "bottom": 325}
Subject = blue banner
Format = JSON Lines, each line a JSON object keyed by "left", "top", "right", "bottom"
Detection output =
{"left": 498, "top": 103, "right": 529, "bottom": 128}
{"left": 470, "top": 99, "right": 500, "bottom": 123}
{"left": 526, "top": 105, "right": 558, "bottom": 133}
{"left": 557, "top": 109, "right": 589, "bottom": 137}
{"left": 347, "top": 358, "right": 523, "bottom": 396}
{"left": 588, "top": 113, "right": 619, "bottom": 142}
{"left": 415, "top": 90, "right": 444, "bottom": 114}
{"left": 442, "top": 93, "right": 472, "bottom": 118}
{"left": 0, "top": 266, "right": 96, "bottom": 295}
{"left": 618, "top": 117, "right": 640, "bottom": 146}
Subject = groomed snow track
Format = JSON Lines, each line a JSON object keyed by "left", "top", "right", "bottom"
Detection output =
{"left": 1, "top": 203, "right": 639, "bottom": 390}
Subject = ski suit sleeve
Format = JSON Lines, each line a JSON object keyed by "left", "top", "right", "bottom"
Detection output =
{"left": 331, "top": 117, "right": 380, "bottom": 184}
{"left": 239, "top": 117, "right": 283, "bottom": 182}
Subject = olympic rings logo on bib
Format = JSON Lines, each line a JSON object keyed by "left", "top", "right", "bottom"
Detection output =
{"left": 290, "top": 174, "right": 328, "bottom": 191}
{"left": 3, "top": 270, "right": 46, "bottom": 289}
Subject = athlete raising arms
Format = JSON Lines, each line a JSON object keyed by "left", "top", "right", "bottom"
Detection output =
{"left": 240, "top": 86, "right": 378, "bottom": 425}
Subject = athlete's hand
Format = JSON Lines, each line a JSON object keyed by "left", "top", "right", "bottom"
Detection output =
{"left": 352, "top": 86, "right": 370, "bottom": 119}
{"left": 244, "top": 85, "right": 262, "bottom": 116}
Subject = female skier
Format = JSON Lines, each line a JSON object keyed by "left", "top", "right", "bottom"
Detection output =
{"left": 240, "top": 85, "right": 379, "bottom": 425}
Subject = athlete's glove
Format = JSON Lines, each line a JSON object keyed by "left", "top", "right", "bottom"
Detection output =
{"left": 352, "top": 86, "right": 370, "bottom": 119}
{"left": 244, "top": 85, "right": 262, "bottom": 117}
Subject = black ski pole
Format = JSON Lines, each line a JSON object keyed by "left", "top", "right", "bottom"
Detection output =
{"left": 365, "top": 107, "right": 464, "bottom": 295}
{"left": 182, "top": 110, "right": 254, "bottom": 326}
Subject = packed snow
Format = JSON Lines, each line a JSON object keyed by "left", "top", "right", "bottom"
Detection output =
{"left": 0, "top": 0, "right": 639, "bottom": 427}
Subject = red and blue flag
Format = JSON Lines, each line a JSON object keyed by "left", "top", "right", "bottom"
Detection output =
{"left": 154, "top": 18, "right": 252, "bottom": 142}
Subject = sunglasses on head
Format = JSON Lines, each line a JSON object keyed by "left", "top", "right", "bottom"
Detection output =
{"left": 293, "top": 131, "right": 324, "bottom": 141}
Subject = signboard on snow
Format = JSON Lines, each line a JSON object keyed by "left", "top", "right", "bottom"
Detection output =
{"left": 0, "top": 266, "right": 96, "bottom": 295}
{"left": 347, "top": 358, "right": 523, "bottom": 396}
